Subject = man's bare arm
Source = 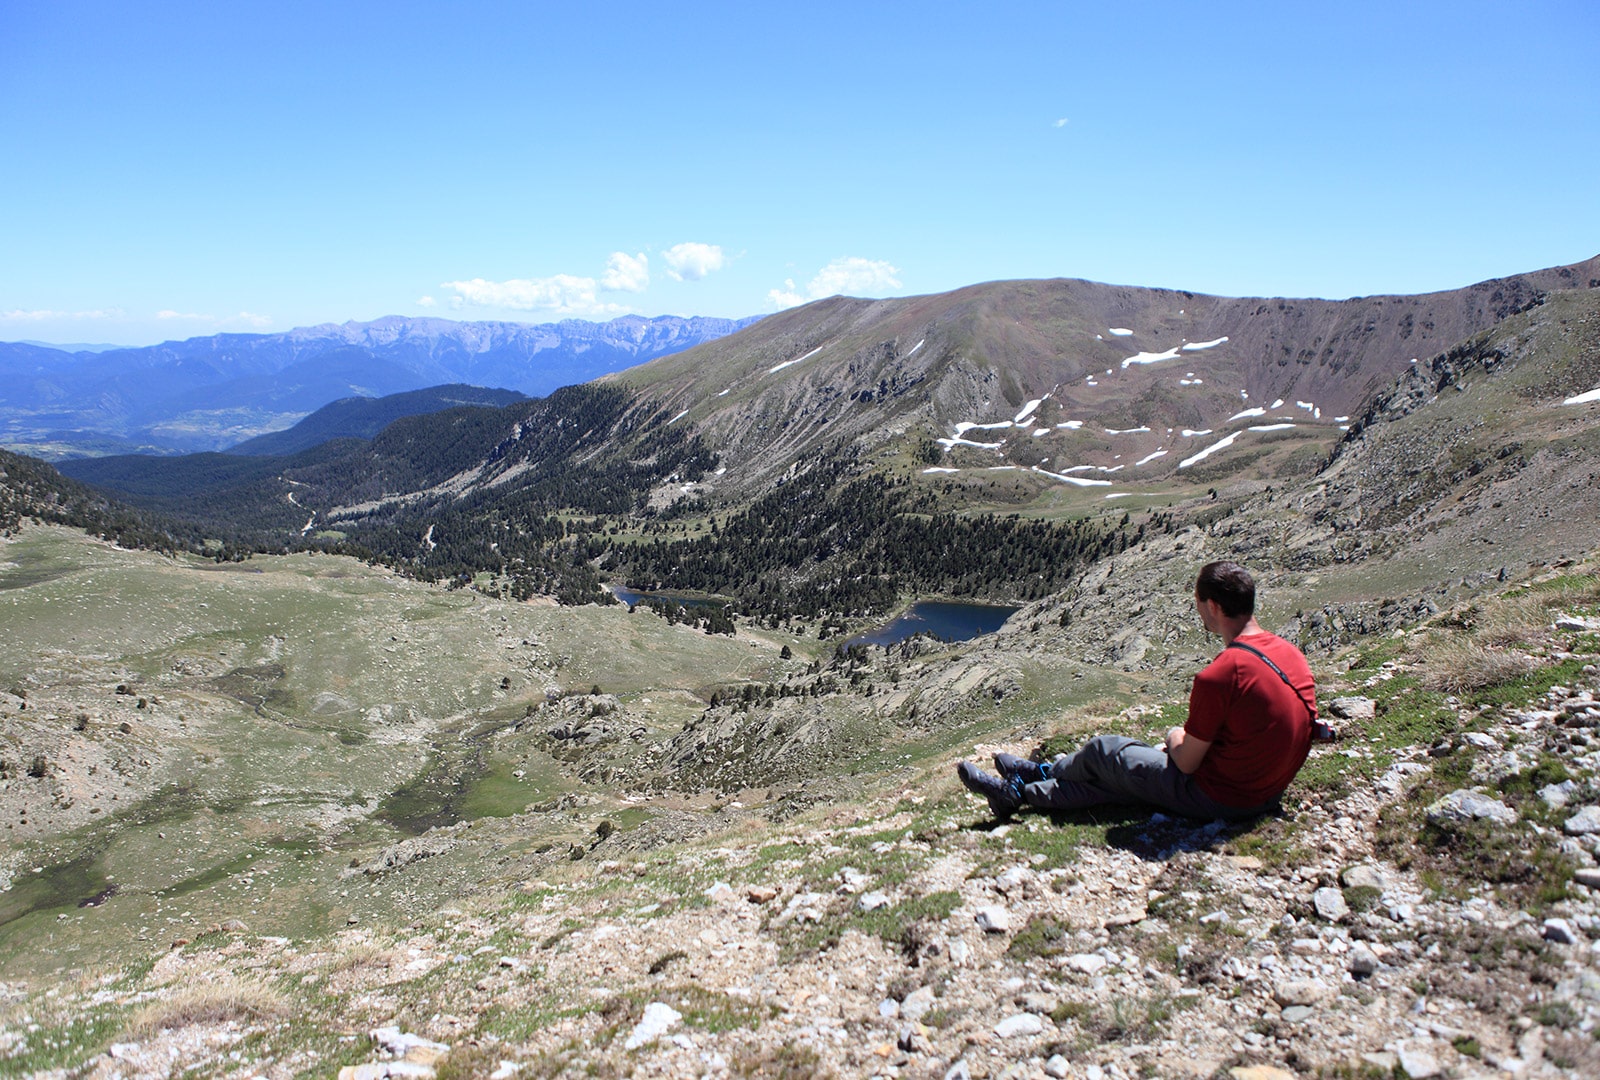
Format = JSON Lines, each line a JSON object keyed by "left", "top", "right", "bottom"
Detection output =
{"left": 1164, "top": 725, "right": 1213, "bottom": 774}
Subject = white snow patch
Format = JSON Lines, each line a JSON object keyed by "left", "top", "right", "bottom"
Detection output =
{"left": 905, "top": 338, "right": 925, "bottom": 357}
{"left": 1249, "top": 423, "right": 1297, "bottom": 432}
{"left": 1271, "top": 398, "right": 1285, "bottom": 409}
{"left": 667, "top": 409, "right": 689, "bottom": 424}
{"left": 768, "top": 345, "right": 823, "bottom": 374}
{"left": 1180, "top": 428, "right": 1212, "bottom": 438}
{"left": 1105, "top": 426, "right": 1151, "bottom": 435}
{"left": 1104, "top": 492, "right": 1136, "bottom": 499}
{"left": 1108, "top": 327, "right": 1135, "bottom": 337}
{"left": 1333, "top": 415, "right": 1349, "bottom": 423}
{"left": 1179, "top": 378, "right": 1204, "bottom": 386}
{"left": 937, "top": 437, "right": 1004, "bottom": 451}
{"left": 1240, "top": 390, "right": 1250, "bottom": 399}
{"left": 1178, "top": 431, "right": 1241, "bottom": 468}
{"left": 1565, "top": 387, "right": 1600, "bottom": 405}
{"left": 1295, "top": 400, "right": 1315, "bottom": 412}
{"left": 988, "top": 465, "right": 1020, "bottom": 471}
{"left": 1182, "top": 336, "right": 1228, "bottom": 351}
{"left": 1057, "top": 420, "right": 1085, "bottom": 430}
{"left": 714, "top": 467, "right": 726, "bottom": 475}
{"left": 1031, "top": 466, "right": 1112, "bottom": 487}
{"left": 1095, "top": 334, "right": 1103, "bottom": 340}
{"left": 922, "top": 466, "right": 959, "bottom": 473}
{"left": 1134, "top": 449, "right": 1168, "bottom": 466}
{"left": 1085, "top": 379, "right": 1098, "bottom": 386}
{"left": 1014, "top": 396, "right": 1046, "bottom": 423}
{"left": 717, "top": 388, "right": 730, "bottom": 397}
{"left": 1032, "top": 427, "right": 1049, "bottom": 437}
{"left": 1121, "top": 346, "right": 1181, "bottom": 369}
{"left": 956, "top": 421, "right": 1014, "bottom": 434}
{"left": 1227, "top": 407, "right": 1266, "bottom": 422}
{"left": 300, "top": 514, "right": 317, "bottom": 536}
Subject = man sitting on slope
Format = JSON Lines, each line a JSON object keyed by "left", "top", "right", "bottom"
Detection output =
{"left": 957, "top": 560, "right": 1321, "bottom": 820}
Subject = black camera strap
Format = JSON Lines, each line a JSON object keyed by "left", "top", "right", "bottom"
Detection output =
{"left": 1225, "top": 640, "right": 1318, "bottom": 720}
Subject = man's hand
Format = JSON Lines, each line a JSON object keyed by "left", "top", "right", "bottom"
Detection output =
{"left": 1164, "top": 724, "right": 1213, "bottom": 774}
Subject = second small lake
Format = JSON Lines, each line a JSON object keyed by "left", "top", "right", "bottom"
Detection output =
{"left": 849, "top": 600, "right": 1021, "bottom": 648}
{"left": 608, "top": 585, "right": 729, "bottom": 610}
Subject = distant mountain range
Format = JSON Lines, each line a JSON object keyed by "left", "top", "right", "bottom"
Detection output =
{"left": 0, "top": 313, "right": 759, "bottom": 458}
{"left": 51, "top": 254, "right": 1600, "bottom": 614}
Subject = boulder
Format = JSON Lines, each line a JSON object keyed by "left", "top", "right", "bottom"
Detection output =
{"left": 1426, "top": 789, "right": 1516, "bottom": 826}
{"left": 1311, "top": 886, "right": 1349, "bottom": 922}
{"left": 975, "top": 905, "right": 1010, "bottom": 933}
{"left": 1565, "top": 805, "right": 1600, "bottom": 835}
{"left": 993, "top": 1013, "right": 1044, "bottom": 1038}
{"left": 1328, "top": 696, "right": 1376, "bottom": 721}
{"left": 1341, "top": 864, "right": 1391, "bottom": 891}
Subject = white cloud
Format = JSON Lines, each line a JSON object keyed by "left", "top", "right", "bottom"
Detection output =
{"left": 766, "top": 279, "right": 805, "bottom": 309}
{"left": 601, "top": 251, "right": 650, "bottom": 293}
{"left": 810, "top": 256, "right": 901, "bottom": 296}
{"left": 440, "top": 274, "right": 626, "bottom": 317}
{"left": 416, "top": 295, "right": 437, "bottom": 308}
{"left": 663, "top": 242, "right": 725, "bottom": 282}
{"left": 232, "top": 311, "right": 272, "bottom": 328}
{"left": 768, "top": 257, "right": 902, "bottom": 309}
{"left": 156, "top": 310, "right": 207, "bottom": 321}
{"left": 1054, "top": 117, "right": 1070, "bottom": 127}
{"left": 2, "top": 307, "right": 120, "bottom": 322}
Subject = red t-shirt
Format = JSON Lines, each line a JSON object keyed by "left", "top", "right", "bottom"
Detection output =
{"left": 1184, "top": 632, "right": 1316, "bottom": 807}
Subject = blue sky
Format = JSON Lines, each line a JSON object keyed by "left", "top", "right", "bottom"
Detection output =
{"left": 2, "top": 0, "right": 1596, "bottom": 346}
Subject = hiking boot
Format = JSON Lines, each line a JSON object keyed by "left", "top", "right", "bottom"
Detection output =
{"left": 993, "top": 752, "right": 1049, "bottom": 783}
{"left": 957, "top": 761, "right": 1025, "bottom": 818}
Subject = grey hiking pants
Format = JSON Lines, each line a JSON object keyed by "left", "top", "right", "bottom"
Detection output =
{"left": 1021, "top": 735, "right": 1275, "bottom": 821}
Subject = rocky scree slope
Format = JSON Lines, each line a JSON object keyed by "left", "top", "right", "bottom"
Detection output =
{"left": 611, "top": 258, "right": 1600, "bottom": 496}
{"left": 9, "top": 575, "right": 1600, "bottom": 1080}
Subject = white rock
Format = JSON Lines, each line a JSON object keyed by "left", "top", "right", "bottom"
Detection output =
{"left": 388, "top": 1065, "right": 437, "bottom": 1079}
{"left": 1574, "top": 867, "right": 1600, "bottom": 889}
{"left": 1044, "top": 1055, "right": 1071, "bottom": 1079}
{"left": 858, "top": 891, "right": 890, "bottom": 912}
{"left": 947, "top": 936, "right": 972, "bottom": 965}
{"left": 1065, "top": 953, "right": 1108, "bottom": 974}
{"left": 1544, "top": 917, "right": 1581, "bottom": 945}
{"left": 1426, "top": 789, "right": 1516, "bottom": 825}
{"left": 1328, "top": 696, "right": 1376, "bottom": 721}
{"left": 975, "top": 905, "right": 1010, "bottom": 933}
{"left": 902, "top": 986, "right": 938, "bottom": 1022}
{"left": 1341, "top": 864, "right": 1390, "bottom": 890}
{"left": 995, "top": 866, "right": 1032, "bottom": 893}
{"left": 1312, "top": 886, "right": 1349, "bottom": 922}
{"left": 994, "top": 1012, "right": 1044, "bottom": 1038}
{"left": 1556, "top": 614, "right": 1600, "bottom": 632}
{"left": 878, "top": 998, "right": 899, "bottom": 1019}
{"left": 1565, "top": 805, "right": 1600, "bottom": 835}
{"left": 1460, "top": 732, "right": 1501, "bottom": 750}
{"left": 1542, "top": 781, "right": 1580, "bottom": 809}
{"left": 339, "top": 1065, "right": 390, "bottom": 1080}
{"left": 624, "top": 1002, "right": 682, "bottom": 1050}
{"left": 1272, "top": 979, "right": 1332, "bottom": 1006}
{"left": 1348, "top": 944, "right": 1380, "bottom": 976}
{"left": 1394, "top": 1041, "right": 1440, "bottom": 1078}
{"left": 704, "top": 881, "right": 735, "bottom": 902}
{"left": 944, "top": 1061, "right": 972, "bottom": 1080}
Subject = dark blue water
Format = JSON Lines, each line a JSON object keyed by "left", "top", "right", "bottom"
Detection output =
{"left": 849, "top": 600, "right": 1021, "bottom": 647}
{"left": 609, "top": 585, "right": 728, "bottom": 611}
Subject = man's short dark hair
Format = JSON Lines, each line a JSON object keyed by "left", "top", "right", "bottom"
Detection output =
{"left": 1196, "top": 561, "right": 1255, "bottom": 618}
